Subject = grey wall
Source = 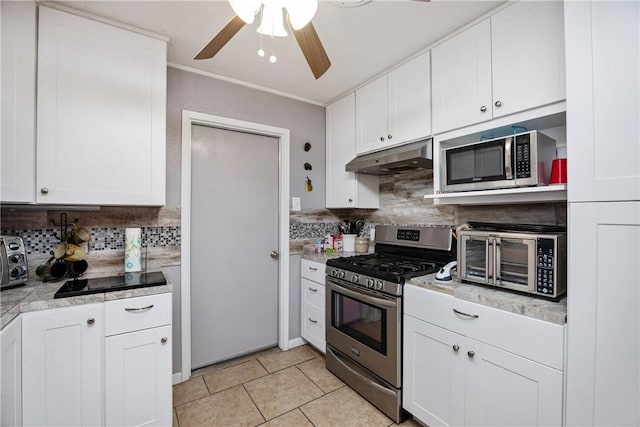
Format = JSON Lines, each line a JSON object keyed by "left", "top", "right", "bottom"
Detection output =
{"left": 166, "top": 67, "right": 326, "bottom": 210}
{"left": 289, "top": 254, "right": 302, "bottom": 340}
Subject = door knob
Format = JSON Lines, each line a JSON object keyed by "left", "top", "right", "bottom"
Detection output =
{"left": 270, "top": 251, "right": 279, "bottom": 259}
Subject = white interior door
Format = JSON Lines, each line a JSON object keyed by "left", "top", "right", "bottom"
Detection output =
{"left": 190, "top": 124, "right": 280, "bottom": 369}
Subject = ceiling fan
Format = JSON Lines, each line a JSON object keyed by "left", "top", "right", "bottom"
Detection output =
{"left": 194, "top": 0, "right": 330, "bottom": 79}
{"left": 194, "top": 0, "right": 430, "bottom": 80}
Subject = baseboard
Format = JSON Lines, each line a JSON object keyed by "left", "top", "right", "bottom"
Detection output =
{"left": 288, "top": 337, "right": 306, "bottom": 349}
{"left": 172, "top": 372, "right": 183, "bottom": 385}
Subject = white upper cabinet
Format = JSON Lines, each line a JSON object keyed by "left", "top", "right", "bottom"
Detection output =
{"left": 36, "top": 7, "right": 167, "bottom": 206}
{"left": 356, "top": 52, "right": 431, "bottom": 154}
{"left": 326, "top": 93, "right": 379, "bottom": 209}
{"left": 565, "top": 1, "right": 639, "bottom": 202}
{"left": 433, "top": 1, "right": 565, "bottom": 134}
{"left": 1, "top": 1, "right": 37, "bottom": 203}
{"left": 491, "top": 1, "right": 565, "bottom": 118}
{"left": 432, "top": 20, "right": 492, "bottom": 134}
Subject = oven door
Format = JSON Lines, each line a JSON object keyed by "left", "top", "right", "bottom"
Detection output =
{"left": 325, "top": 278, "right": 401, "bottom": 387}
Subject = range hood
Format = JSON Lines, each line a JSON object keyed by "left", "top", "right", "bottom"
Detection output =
{"left": 345, "top": 139, "right": 433, "bottom": 175}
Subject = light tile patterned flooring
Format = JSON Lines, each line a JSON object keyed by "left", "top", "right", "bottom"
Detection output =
{"left": 172, "top": 345, "right": 421, "bottom": 427}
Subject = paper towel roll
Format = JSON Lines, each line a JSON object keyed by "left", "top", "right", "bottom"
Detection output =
{"left": 124, "top": 228, "right": 142, "bottom": 272}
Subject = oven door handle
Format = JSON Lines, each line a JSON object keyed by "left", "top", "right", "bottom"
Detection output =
{"left": 327, "top": 280, "right": 397, "bottom": 308}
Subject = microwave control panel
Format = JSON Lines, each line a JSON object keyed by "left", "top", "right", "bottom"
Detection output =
{"left": 536, "top": 238, "right": 555, "bottom": 295}
{"left": 515, "top": 134, "right": 531, "bottom": 179}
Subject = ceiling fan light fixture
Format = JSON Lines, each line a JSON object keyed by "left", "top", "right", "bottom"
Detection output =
{"left": 257, "top": 3, "right": 288, "bottom": 37}
{"left": 229, "top": 0, "right": 261, "bottom": 24}
{"left": 285, "top": 0, "right": 318, "bottom": 30}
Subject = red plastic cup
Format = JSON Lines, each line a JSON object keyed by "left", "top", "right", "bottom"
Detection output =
{"left": 550, "top": 158, "right": 567, "bottom": 184}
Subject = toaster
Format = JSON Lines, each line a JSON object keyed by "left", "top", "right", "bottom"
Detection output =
{"left": 1, "top": 235, "right": 28, "bottom": 290}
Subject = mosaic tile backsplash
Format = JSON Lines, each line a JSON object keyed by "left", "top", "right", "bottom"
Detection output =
{"left": 7, "top": 226, "right": 181, "bottom": 256}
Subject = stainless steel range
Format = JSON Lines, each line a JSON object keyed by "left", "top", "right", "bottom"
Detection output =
{"left": 325, "top": 225, "right": 456, "bottom": 423}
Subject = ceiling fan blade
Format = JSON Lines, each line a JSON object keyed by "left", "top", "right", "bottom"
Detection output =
{"left": 194, "top": 15, "right": 245, "bottom": 60}
{"left": 288, "top": 19, "right": 331, "bottom": 79}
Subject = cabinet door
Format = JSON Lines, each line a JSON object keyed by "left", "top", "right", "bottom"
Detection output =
{"left": 36, "top": 7, "right": 167, "bottom": 206}
{"left": 565, "top": 1, "right": 640, "bottom": 202}
{"left": 403, "top": 315, "right": 461, "bottom": 427}
{"left": 1, "top": 317, "right": 22, "bottom": 427}
{"left": 464, "top": 339, "right": 563, "bottom": 427}
{"left": 22, "top": 304, "right": 103, "bottom": 427}
{"left": 491, "top": 1, "right": 565, "bottom": 118}
{"left": 388, "top": 52, "right": 431, "bottom": 144}
{"left": 566, "top": 202, "right": 640, "bottom": 426}
{"left": 356, "top": 75, "right": 388, "bottom": 154}
{"left": 1, "top": 0, "right": 36, "bottom": 203}
{"left": 105, "top": 325, "right": 172, "bottom": 427}
{"left": 432, "top": 19, "right": 492, "bottom": 134}
{"left": 326, "top": 93, "right": 379, "bottom": 209}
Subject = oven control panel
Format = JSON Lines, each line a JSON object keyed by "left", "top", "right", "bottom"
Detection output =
{"left": 327, "top": 268, "right": 402, "bottom": 297}
{"left": 396, "top": 229, "right": 420, "bottom": 241}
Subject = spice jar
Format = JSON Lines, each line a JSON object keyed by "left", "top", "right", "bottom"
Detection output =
{"left": 354, "top": 237, "right": 369, "bottom": 253}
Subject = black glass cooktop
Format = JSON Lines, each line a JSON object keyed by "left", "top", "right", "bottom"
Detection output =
{"left": 54, "top": 271, "right": 166, "bottom": 299}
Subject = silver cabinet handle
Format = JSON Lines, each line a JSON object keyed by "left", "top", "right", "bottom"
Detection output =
{"left": 495, "top": 100, "right": 502, "bottom": 107}
{"left": 452, "top": 344, "right": 460, "bottom": 352}
{"left": 379, "top": 136, "right": 385, "bottom": 141}
{"left": 308, "top": 266, "right": 318, "bottom": 271}
{"left": 388, "top": 134, "right": 392, "bottom": 139}
{"left": 467, "top": 350, "right": 475, "bottom": 358}
{"left": 87, "top": 318, "right": 95, "bottom": 325}
{"left": 308, "top": 287, "right": 318, "bottom": 292}
{"left": 125, "top": 304, "right": 154, "bottom": 312}
{"left": 161, "top": 337, "right": 168, "bottom": 344}
{"left": 480, "top": 105, "right": 487, "bottom": 112}
{"left": 308, "top": 318, "right": 318, "bottom": 323}
{"left": 40, "top": 188, "right": 49, "bottom": 194}
{"left": 453, "top": 308, "right": 479, "bottom": 319}
{"left": 348, "top": 198, "right": 353, "bottom": 203}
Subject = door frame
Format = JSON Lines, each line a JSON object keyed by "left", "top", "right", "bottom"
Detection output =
{"left": 180, "top": 110, "right": 290, "bottom": 382}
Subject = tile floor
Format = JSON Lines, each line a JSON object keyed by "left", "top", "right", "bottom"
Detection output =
{"left": 172, "top": 345, "right": 421, "bottom": 427}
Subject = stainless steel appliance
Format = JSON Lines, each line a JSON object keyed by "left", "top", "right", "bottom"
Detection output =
{"left": 1, "top": 235, "right": 28, "bottom": 290}
{"left": 325, "top": 225, "right": 456, "bottom": 423}
{"left": 458, "top": 223, "right": 566, "bottom": 299}
{"left": 441, "top": 130, "right": 556, "bottom": 193}
{"left": 345, "top": 139, "right": 433, "bottom": 175}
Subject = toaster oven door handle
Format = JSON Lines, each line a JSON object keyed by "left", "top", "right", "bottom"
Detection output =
{"left": 485, "top": 239, "right": 491, "bottom": 284}
{"left": 494, "top": 237, "right": 501, "bottom": 285}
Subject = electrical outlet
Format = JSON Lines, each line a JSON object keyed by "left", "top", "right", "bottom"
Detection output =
{"left": 292, "top": 197, "right": 301, "bottom": 211}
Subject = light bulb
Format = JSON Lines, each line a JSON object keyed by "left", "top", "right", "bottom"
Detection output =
{"left": 257, "top": 4, "right": 288, "bottom": 37}
{"left": 258, "top": 48, "right": 265, "bottom": 57}
{"left": 285, "top": 0, "right": 318, "bottom": 30}
{"left": 229, "top": 0, "right": 261, "bottom": 24}
{"left": 269, "top": 55, "right": 277, "bottom": 63}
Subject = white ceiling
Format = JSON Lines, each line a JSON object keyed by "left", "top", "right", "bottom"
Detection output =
{"left": 51, "top": 0, "right": 504, "bottom": 105}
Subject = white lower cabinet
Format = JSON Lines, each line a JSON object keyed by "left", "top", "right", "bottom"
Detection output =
{"left": 104, "top": 294, "right": 172, "bottom": 427}
{"left": 19, "top": 293, "right": 172, "bottom": 427}
{"left": 22, "top": 304, "right": 104, "bottom": 427}
{"left": 403, "top": 286, "right": 564, "bottom": 426}
{"left": 1, "top": 317, "right": 22, "bottom": 427}
{"left": 301, "top": 260, "right": 326, "bottom": 353}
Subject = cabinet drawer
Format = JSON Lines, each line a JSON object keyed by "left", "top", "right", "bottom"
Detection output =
{"left": 302, "top": 278, "right": 325, "bottom": 311}
{"left": 105, "top": 293, "right": 171, "bottom": 336}
{"left": 302, "top": 305, "right": 325, "bottom": 353}
{"left": 301, "top": 259, "right": 325, "bottom": 283}
{"left": 404, "top": 285, "right": 564, "bottom": 369}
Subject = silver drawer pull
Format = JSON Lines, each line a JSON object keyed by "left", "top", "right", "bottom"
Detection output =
{"left": 125, "top": 304, "right": 154, "bottom": 312}
{"left": 87, "top": 318, "right": 95, "bottom": 325}
{"left": 308, "top": 318, "right": 318, "bottom": 323}
{"left": 308, "top": 287, "right": 318, "bottom": 292}
{"left": 308, "top": 266, "right": 318, "bottom": 271}
{"left": 161, "top": 337, "right": 168, "bottom": 344}
{"left": 453, "top": 308, "right": 479, "bottom": 319}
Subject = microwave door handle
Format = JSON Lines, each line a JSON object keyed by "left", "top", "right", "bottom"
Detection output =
{"left": 504, "top": 137, "right": 513, "bottom": 180}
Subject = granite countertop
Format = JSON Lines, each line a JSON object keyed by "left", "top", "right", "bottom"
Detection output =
{"left": 408, "top": 274, "right": 567, "bottom": 325}
{"left": 1, "top": 270, "right": 173, "bottom": 330}
{"left": 298, "top": 253, "right": 567, "bottom": 325}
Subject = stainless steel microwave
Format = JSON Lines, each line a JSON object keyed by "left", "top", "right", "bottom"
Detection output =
{"left": 458, "top": 227, "right": 566, "bottom": 299}
{"left": 441, "top": 130, "right": 556, "bottom": 193}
